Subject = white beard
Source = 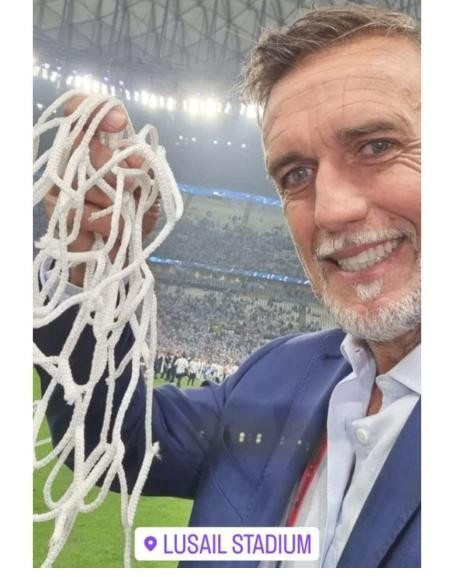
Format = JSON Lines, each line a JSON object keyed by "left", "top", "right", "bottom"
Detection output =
{"left": 317, "top": 257, "right": 421, "bottom": 343}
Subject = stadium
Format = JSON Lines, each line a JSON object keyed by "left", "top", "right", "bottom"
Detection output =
{"left": 33, "top": 0, "right": 421, "bottom": 569}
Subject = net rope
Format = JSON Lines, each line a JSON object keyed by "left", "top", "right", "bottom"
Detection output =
{"left": 33, "top": 90, "right": 183, "bottom": 567}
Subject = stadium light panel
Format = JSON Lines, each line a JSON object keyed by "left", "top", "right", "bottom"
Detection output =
{"left": 110, "top": 85, "right": 116, "bottom": 97}
{"left": 82, "top": 76, "right": 92, "bottom": 91}
{"left": 33, "top": 65, "right": 41, "bottom": 77}
{"left": 224, "top": 102, "right": 232, "bottom": 114}
{"left": 92, "top": 79, "right": 100, "bottom": 93}
{"left": 75, "top": 75, "right": 82, "bottom": 88}
{"left": 240, "top": 103, "right": 246, "bottom": 116}
{"left": 188, "top": 97, "right": 200, "bottom": 116}
{"left": 167, "top": 96, "right": 176, "bottom": 111}
{"left": 125, "top": 89, "right": 131, "bottom": 100}
{"left": 159, "top": 96, "right": 166, "bottom": 108}
{"left": 141, "top": 90, "right": 149, "bottom": 104}
{"left": 66, "top": 75, "right": 73, "bottom": 86}
{"left": 101, "top": 83, "right": 108, "bottom": 95}
{"left": 50, "top": 71, "right": 58, "bottom": 82}
{"left": 178, "top": 135, "right": 184, "bottom": 140}
{"left": 191, "top": 137, "right": 196, "bottom": 142}
{"left": 227, "top": 141, "right": 232, "bottom": 146}
{"left": 246, "top": 104, "right": 257, "bottom": 119}
{"left": 149, "top": 93, "right": 158, "bottom": 109}
{"left": 42, "top": 69, "right": 48, "bottom": 80}
{"left": 134, "top": 91, "right": 140, "bottom": 102}
{"left": 36, "top": 103, "right": 44, "bottom": 110}
{"left": 204, "top": 97, "right": 220, "bottom": 119}
{"left": 241, "top": 143, "right": 247, "bottom": 148}
{"left": 182, "top": 99, "right": 188, "bottom": 112}
{"left": 213, "top": 140, "right": 218, "bottom": 145}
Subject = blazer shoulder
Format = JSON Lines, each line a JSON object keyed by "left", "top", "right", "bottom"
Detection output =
{"left": 229, "top": 327, "right": 346, "bottom": 384}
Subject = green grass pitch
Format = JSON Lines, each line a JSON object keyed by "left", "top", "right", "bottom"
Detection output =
{"left": 33, "top": 369, "right": 201, "bottom": 568}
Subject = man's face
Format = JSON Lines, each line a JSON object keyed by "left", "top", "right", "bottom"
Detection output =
{"left": 263, "top": 35, "right": 421, "bottom": 342}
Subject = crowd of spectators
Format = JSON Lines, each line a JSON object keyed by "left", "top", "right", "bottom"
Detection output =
{"left": 155, "top": 284, "right": 331, "bottom": 366}
{"left": 154, "top": 213, "right": 305, "bottom": 278}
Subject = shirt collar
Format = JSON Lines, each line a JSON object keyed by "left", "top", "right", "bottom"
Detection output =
{"left": 340, "top": 334, "right": 420, "bottom": 396}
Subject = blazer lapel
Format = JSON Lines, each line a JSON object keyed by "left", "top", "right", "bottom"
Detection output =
{"left": 338, "top": 400, "right": 421, "bottom": 567}
{"left": 242, "top": 332, "right": 351, "bottom": 528}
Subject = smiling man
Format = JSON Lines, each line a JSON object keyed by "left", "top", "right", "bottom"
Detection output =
{"left": 262, "top": 34, "right": 420, "bottom": 371}
{"left": 242, "top": 6, "right": 421, "bottom": 566}
{"left": 35, "top": 3, "right": 421, "bottom": 569}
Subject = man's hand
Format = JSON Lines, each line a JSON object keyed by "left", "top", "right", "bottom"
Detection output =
{"left": 44, "top": 94, "right": 161, "bottom": 286}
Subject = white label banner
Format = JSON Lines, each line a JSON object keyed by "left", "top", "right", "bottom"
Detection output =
{"left": 135, "top": 526, "right": 319, "bottom": 561}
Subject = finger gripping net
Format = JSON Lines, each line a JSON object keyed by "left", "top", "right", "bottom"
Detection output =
{"left": 33, "top": 90, "right": 183, "bottom": 567}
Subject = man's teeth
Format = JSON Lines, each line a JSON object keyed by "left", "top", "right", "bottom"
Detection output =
{"left": 335, "top": 239, "right": 401, "bottom": 272}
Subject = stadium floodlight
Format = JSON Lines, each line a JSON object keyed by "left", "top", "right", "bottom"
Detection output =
{"left": 92, "top": 79, "right": 100, "bottom": 94}
{"left": 159, "top": 96, "right": 165, "bottom": 109}
{"left": 178, "top": 135, "right": 184, "bottom": 140}
{"left": 42, "top": 69, "right": 48, "bottom": 80}
{"left": 191, "top": 137, "right": 196, "bottom": 142}
{"left": 204, "top": 97, "right": 219, "bottom": 119}
{"left": 188, "top": 97, "right": 200, "bottom": 116}
{"left": 134, "top": 90, "right": 140, "bottom": 102}
{"left": 33, "top": 65, "right": 41, "bottom": 77}
{"left": 166, "top": 96, "right": 176, "bottom": 111}
{"left": 224, "top": 101, "right": 232, "bottom": 114}
{"left": 241, "top": 143, "right": 247, "bottom": 148}
{"left": 213, "top": 140, "right": 218, "bottom": 145}
{"left": 50, "top": 71, "right": 58, "bottom": 83}
{"left": 103, "top": 76, "right": 109, "bottom": 82}
{"left": 125, "top": 89, "right": 131, "bottom": 100}
{"left": 66, "top": 75, "right": 73, "bottom": 86}
{"left": 74, "top": 75, "right": 83, "bottom": 88}
{"left": 36, "top": 103, "right": 44, "bottom": 109}
{"left": 239, "top": 103, "right": 246, "bottom": 116}
{"left": 82, "top": 76, "right": 92, "bottom": 92}
{"left": 141, "top": 90, "right": 149, "bottom": 104}
{"left": 110, "top": 85, "right": 116, "bottom": 97}
{"left": 246, "top": 104, "right": 258, "bottom": 119}
{"left": 227, "top": 141, "right": 232, "bottom": 146}
{"left": 149, "top": 93, "right": 158, "bottom": 109}
{"left": 182, "top": 99, "right": 188, "bottom": 112}
{"left": 101, "top": 83, "right": 108, "bottom": 95}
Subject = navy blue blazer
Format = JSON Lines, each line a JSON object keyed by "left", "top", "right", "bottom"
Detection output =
{"left": 35, "top": 307, "right": 420, "bottom": 568}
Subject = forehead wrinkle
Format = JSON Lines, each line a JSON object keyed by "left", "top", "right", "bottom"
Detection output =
{"left": 263, "top": 72, "right": 410, "bottom": 143}
{"left": 265, "top": 94, "right": 408, "bottom": 153}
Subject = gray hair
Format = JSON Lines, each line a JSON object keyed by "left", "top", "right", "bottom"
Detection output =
{"left": 241, "top": 4, "right": 420, "bottom": 110}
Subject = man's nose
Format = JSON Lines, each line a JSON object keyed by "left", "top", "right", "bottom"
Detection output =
{"left": 313, "top": 161, "right": 369, "bottom": 231}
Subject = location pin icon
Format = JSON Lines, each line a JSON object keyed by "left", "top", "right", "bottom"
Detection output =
{"left": 144, "top": 535, "right": 157, "bottom": 552}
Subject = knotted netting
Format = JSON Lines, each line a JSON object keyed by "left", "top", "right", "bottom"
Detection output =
{"left": 33, "top": 90, "right": 183, "bottom": 567}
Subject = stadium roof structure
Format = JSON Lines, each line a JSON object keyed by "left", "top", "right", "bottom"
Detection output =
{"left": 34, "top": 0, "right": 421, "bottom": 95}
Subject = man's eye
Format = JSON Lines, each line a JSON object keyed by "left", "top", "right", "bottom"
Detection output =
{"left": 282, "top": 167, "right": 314, "bottom": 188}
{"left": 360, "top": 139, "right": 394, "bottom": 156}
